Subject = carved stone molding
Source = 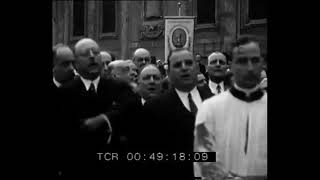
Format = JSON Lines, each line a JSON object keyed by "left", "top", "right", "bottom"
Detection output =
{"left": 140, "top": 20, "right": 165, "bottom": 40}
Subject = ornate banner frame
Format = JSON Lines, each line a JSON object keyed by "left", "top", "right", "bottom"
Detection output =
{"left": 164, "top": 16, "right": 196, "bottom": 63}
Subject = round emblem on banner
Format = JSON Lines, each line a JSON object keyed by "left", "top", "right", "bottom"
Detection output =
{"left": 171, "top": 28, "right": 187, "bottom": 48}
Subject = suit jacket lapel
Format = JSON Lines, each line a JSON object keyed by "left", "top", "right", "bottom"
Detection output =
{"left": 169, "top": 88, "right": 192, "bottom": 115}
{"left": 198, "top": 85, "right": 214, "bottom": 101}
{"left": 76, "top": 78, "right": 89, "bottom": 96}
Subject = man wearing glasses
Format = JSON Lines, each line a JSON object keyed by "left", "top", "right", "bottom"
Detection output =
{"left": 132, "top": 48, "right": 151, "bottom": 71}
{"left": 58, "top": 38, "right": 136, "bottom": 179}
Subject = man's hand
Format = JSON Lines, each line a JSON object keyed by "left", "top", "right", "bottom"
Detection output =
{"left": 83, "top": 114, "right": 112, "bottom": 132}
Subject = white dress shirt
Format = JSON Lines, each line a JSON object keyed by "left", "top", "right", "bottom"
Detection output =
{"left": 141, "top": 98, "right": 146, "bottom": 106}
{"left": 208, "top": 80, "right": 225, "bottom": 94}
{"left": 80, "top": 76, "right": 100, "bottom": 92}
{"left": 175, "top": 86, "right": 202, "bottom": 112}
{"left": 79, "top": 76, "right": 112, "bottom": 143}
{"left": 53, "top": 78, "right": 62, "bottom": 88}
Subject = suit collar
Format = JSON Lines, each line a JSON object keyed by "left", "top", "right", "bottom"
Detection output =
{"left": 169, "top": 86, "right": 209, "bottom": 115}
{"left": 53, "top": 77, "right": 62, "bottom": 88}
{"left": 208, "top": 80, "right": 225, "bottom": 92}
{"left": 197, "top": 85, "right": 213, "bottom": 101}
{"left": 79, "top": 76, "right": 100, "bottom": 91}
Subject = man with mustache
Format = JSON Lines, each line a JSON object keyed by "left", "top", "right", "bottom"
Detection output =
{"left": 132, "top": 48, "right": 151, "bottom": 72}
{"left": 142, "top": 49, "right": 213, "bottom": 180}
{"left": 58, "top": 38, "right": 136, "bottom": 179}
{"left": 194, "top": 36, "right": 267, "bottom": 180}
{"left": 204, "top": 51, "right": 231, "bottom": 96}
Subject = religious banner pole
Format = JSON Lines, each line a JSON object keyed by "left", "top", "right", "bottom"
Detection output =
{"left": 178, "top": 1, "right": 182, "bottom": 16}
{"left": 164, "top": 1, "right": 195, "bottom": 63}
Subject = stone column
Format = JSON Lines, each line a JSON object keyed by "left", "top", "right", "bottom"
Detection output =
{"left": 217, "top": 0, "right": 237, "bottom": 52}
{"left": 56, "top": 1, "right": 65, "bottom": 44}
{"left": 120, "top": 1, "right": 129, "bottom": 59}
{"left": 63, "top": 1, "right": 70, "bottom": 44}
{"left": 87, "top": 1, "right": 96, "bottom": 39}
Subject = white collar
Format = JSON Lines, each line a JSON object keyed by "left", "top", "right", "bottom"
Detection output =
{"left": 53, "top": 77, "right": 62, "bottom": 88}
{"left": 175, "top": 86, "right": 198, "bottom": 97}
{"left": 80, "top": 76, "right": 100, "bottom": 91}
{"left": 234, "top": 83, "right": 260, "bottom": 97}
{"left": 208, "top": 80, "right": 224, "bottom": 94}
{"left": 141, "top": 98, "right": 146, "bottom": 105}
{"left": 175, "top": 86, "right": 202, "bottom": 112}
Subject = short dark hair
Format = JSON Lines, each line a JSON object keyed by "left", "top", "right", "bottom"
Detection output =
{"left": 230, "top": 35, "right": 260, "bottom": 61}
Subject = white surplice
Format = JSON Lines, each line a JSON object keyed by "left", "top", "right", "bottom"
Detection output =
{"left": 194, "top": 90, "right": 267, "bottom": 178}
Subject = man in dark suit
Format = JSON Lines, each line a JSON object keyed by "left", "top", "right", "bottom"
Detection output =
{"left": 203, "top": 52, "right": 232, "bottom": 96}
{"left": 58, "top": 38, "right": 136, "bottom": 179}
{"left": 143, "top": 49, "right": 213, "bottom": 180}
{"left": 52, "top": 44, "right": 75, "bottom": 89}
{"left": 52, "top": 44, "right": 75, "bottom": 176}
{"left": 118, "top": 64, "right": 163, "bottom": 179}
{"left": 195, "top": 53, "right": 207, "bottom": 77}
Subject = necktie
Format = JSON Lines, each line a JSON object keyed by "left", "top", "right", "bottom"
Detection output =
{"left": 88, "top": 82, "right": 96, "bottom": 96}
{"left": 217, "top": 84, "right": 221, "bottom": 94}
{"left": 188, "top": 93, "right": 198, "bottom": 115}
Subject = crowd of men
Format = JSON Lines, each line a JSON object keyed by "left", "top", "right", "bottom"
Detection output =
{"left": 52, "top": 36, "right": 267, "bottom": 180}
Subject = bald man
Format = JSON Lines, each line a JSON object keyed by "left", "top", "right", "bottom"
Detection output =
{"left": 58, "top": 38, "right": 136, "bottom": 179}
{"left": 205, "top": 52, "right": 231, "bottom": 96}
{"left": 137, "top": 64, "right": 162, "bottom": 104}
{"left": 52, "top": 44, "right": 75, "bottom": 88}
{"left": 100, "top": 51, "right": 112, "bottom": 79}
{"left": 132, "top": 48, "right": 151, "bottom": 71}
{"left": 109, "top": 60, "right": 131, "bottom": 82}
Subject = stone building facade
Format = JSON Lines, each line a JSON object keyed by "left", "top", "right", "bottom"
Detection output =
{"left": 52, "top": 0, "right": 267, "bottom": 64}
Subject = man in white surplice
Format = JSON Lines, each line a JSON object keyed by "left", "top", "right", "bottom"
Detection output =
{"left": 194, "top": 36, "right": 267, "bottom": 180}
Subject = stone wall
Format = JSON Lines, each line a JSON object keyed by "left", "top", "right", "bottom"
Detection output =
{"left": 52, "top": 0, "right": 267, "bottom": 60}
